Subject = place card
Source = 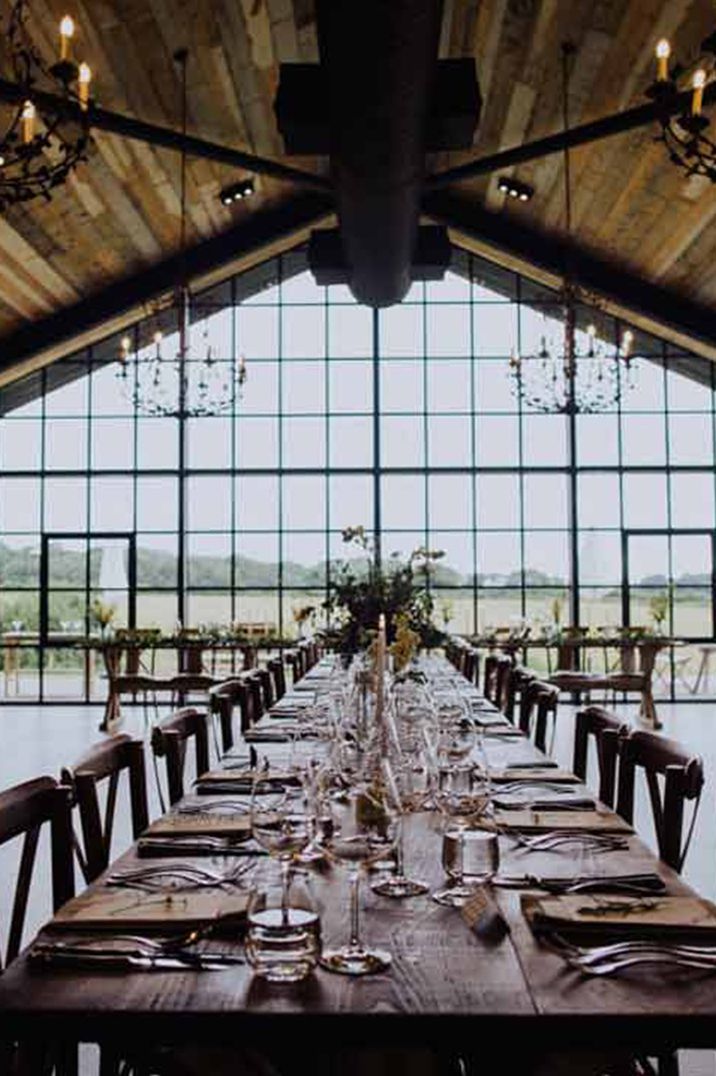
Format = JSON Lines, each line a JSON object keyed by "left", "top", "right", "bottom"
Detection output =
{"left": 47, "top": 888, "right": 249, "bottom": 932}
{"left": 493, "top": 809, "right": 633, "bottom": 833}
{"left": 522, "top": 894, "right": 716, "bottom": 938}
{"left": 461, "top": 885, "right": 510, "bottom": 941}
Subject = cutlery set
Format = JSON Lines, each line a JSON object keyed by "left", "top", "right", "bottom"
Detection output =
{"left": 506, "top": 829, "right": 631, "bottom": 853}
{"left": 106, "top": 861, "right": 254, "bottom": 892}
{"left": 540, "top": 934, "right": 716, "bottom": 977}
{"left": 493, "top": 873, "right": 666, "bottom": 896}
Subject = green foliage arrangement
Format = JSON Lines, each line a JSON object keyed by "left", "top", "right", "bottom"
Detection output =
{"left": 322, "top": 526, "right": 447, "bottom": 658}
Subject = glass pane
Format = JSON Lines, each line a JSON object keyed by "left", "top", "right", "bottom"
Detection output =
{"left": 0, "top": 478, "right": 40, "bottom": 531}
{"left": 429, "top": 532, "right": 472, "bottom": 581}
{"left": 428, "top": 474, "right": 472, "bottom": 530}
{"left": 0, "top": 537, "right": 40, "bottom": 586}
{"left": 240, "top": 361, "right": 278, "bottom": 415}
{"left": 621, "top": 414, "right": 666, "bottom": 466}
{"left": 474, "top": 307, "right": 517, "bottom": 358}
{"left": 136, "top": 591, "right": 178, "bottom": 631}
{"left": 427, "top": 360, "right": 470, "bottom": 412}
{"left": 477, "top": 475, "right": 519, "bottom": 529}
{"left": 2, "top": 590, "right": 40, "bottom": 631}
{"left": 623, "top": 357, "right": 664, "bottom": 410}
{"left": 2, "top": 420, "right": 42, "bottom": 470}
{"left": 282, "top": 362, "right": 325, "bottom": 413}
{"left": 282, "top": 307, "right": 326, "bottom": 358}
{"left": 48, "top": 538, "right": 85, "bottom": 587}
{"left": 329, "top": 416, "right": 373, "bottom": 467}
{"left": 282, "top": 417, "right": 326, "bottom": 469}
{"left": 432, "top": 588, "right": 474, "bottom": 634}
{"left": 670, "top": 473, "right": 714, "bottom": 528}
{"left": 136, "top": 477, "right": 178, "bottom": 531}
{"left": 187, "top": 476, "right": 232, "bottom": 531}
{"left": 91, "top": 419, "right": 134, "bottom": 470}
{"left": 329, "top": 362, "right": 372, "bottom": 413}
{"left": 328, "top": 306, "right": 372, "bottom": 357}
{"left": 667, "top": 364, "right": 710, "bottom": 410}
{"left": 45, "top": 419, "right": 88, "bottom": 470}
{"left": 45, "top": 364, "right": 88, "bottom": 415}
{"left": 187, "top": 534, "right": 232, "bottom": 588}
{"left": 427, "top": 416, "right": 471, "bottom": 467}
{"left": 580, "top": 588, "right": 622, "bottom": 629}
{"left": 237, "top": 306, "right": 278, "bottom": 357}
{"left": 575, "top": 413, "right": 619, "bottom": 466}
{"left": 477, "top": 532, "right": 521, "bottom": 578}
{"left": 91, "top": 477, "right": 133, "bottom": 531}
{"left": 668, "top": 413, "right": 713, "bottom": 466}
{"left": 283, "top": 533, "right": 326, "bottom": 584}
{"left": 523, "top": 531, "right": 569, "bottom": 585}
{"left": 579, "top": 532, "right": 621, "bottom": 585}
{"left": 235, "top": 592, "right": 279, "bottom": 633}
{"left": 381, "top": 416, "right": 423, "bottom": 468}
{"left": 426, "top": 305, "right": 470, "bottom": 357}
{"left": 186, "top": 591, "right": 233, "bottom": 628}
{"left": 381, "top": 475, "right": 425, "bottom": 530}
{"left": 45, "top": 478, "right": 88, "bottom": 531}
{"left": 673, "top": 588, "right": 711, "bottom": 638}
{"left": 381, "top": 360, "right": 423, "bottom": 412}
{"left": 380, "top": 306, "right": 422, "bottom": 357}
{"left": 137, "top": 534, "right": 178, "bottom": 588}
{"left": 237, "top": 417, "right": 278, "bottom": 468}
{"left": 578, "top": 474, "right": 621, "bottom": 528}
{"left": 187, "top": 417, "right": 232, "bottom": 469}
{"left": 329, "top": 475, "right": 373, "bottom": 532}
{"left": 283, "top": 476, "right": 326, "bottom": 530}
{"left": 477, "top": 590, "right": 522, "bottom": 632}
{"left": 628, "top": 535, "right": 668, "bottom": 587}
{"left": 236, "top": 534, "right": 279, "bottom": 586}
{"left": 475, "top": 415, "right": 519, "bottom": 467}
{"left": 522, "top": 414, "right": 568, "bottom": 467}
{"left": 523, "top": 475, "right": 568, "bottom": 529}
{"left": 235, "top": 476, "right": 279, "bottom": 530}
{"left": 136, "top": 419, "right": 178, "bottom": 470}
{"left": 622, "top": 474, "right": 667, "bottom": 528}
{"left": 475, "top": 357, "right": 517, "bottom": 410}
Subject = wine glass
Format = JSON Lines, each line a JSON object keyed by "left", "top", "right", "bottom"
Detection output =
{"left": 432, "top": 762, "right": 494, "bottom": 907}
{"left": 370, "top": 746, "right": 430, "bottom": 899}
{"left": 250, "top": 775, "right": 312, "bottom": 921}
{"left": 320, "top": 759, "right": 399, "bottom": 975}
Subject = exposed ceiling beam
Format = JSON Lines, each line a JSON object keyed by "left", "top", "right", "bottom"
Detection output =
{"left": 423, "top": 190, "right": 716, "bottom": 361}
{"left": 0, "top": 76, "right": 332, "bottom": 192}
{"left": 0, "top": 192, "right": 335, "bottom": 389}
{"left": 426, "top": 81, "right": 716, "bottom": 189}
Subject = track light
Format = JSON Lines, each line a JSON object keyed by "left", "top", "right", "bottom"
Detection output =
{"left": 497, "top": 175, "right": 534, "bottom": 202}
{"left": 219, "top": 178, "right": 255, "bottom": 205}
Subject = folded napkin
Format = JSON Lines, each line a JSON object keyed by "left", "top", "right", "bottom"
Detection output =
{"left": 492, "top": 796, "right": 597, "bottom": 812}
{"left": 522, "top": 894, "right": 716, "bottom": 939}
{"left": 483, "top": 726, "right": 525, "bottom": 738}
{"left": 144, "top": 815, "right": 252, "bottom": 838}
{"left": 491, "top": 768, "right": 579, "bottom": 783}
{"left": 137, "top": 835, "right": 265, "bottom": 857}
{"left": 494, "top": 809, "right": 633, "bottom": 833}
{"left": 194, "top": 770, "right": 297, "bottom": 795}
{"left": 46, "top": 888, "right": 249, "bottom": 931}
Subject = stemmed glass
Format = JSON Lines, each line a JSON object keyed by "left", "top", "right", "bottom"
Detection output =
{"left": 431, "top": 736, "right": 494, "bottom": 907}
{"left": 250, "top": 775, "right": 312, "bottom": 921}
{"left": 320, "top": 757, "right": 400, "bottom": 975}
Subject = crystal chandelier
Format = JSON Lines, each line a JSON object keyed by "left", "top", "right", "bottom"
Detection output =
{"left": 509, "top": 44, "right": 637, "bottom": 416}
{"left": 647, "top": 34, "right": 716, "bottom": 182}
{"left": 0, "top": 1, "right": 92, "bottom": 211}
{"left": 117, "top": 50, "right": 247, "bottom": 419}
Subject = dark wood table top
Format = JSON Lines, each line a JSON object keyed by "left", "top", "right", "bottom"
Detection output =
{"left": 0, "top": 667, "right": 713, "bottom": 1055}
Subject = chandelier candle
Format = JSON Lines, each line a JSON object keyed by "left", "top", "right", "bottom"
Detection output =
{"left": 59, "top": 15, "right": 74, "bottom": 61}
{"left": 692, "top": 69, "right": 706, "bottom": 116}
{"left": 655, "top": 39, "right": 670, "bottom": 81}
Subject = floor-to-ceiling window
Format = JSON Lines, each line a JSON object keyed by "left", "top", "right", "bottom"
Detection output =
{"left": 0, "top": 245, "right": 713, "bottom": 701}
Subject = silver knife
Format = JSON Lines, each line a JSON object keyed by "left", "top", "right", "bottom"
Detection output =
{"left": 29, "top": 948, "right": 242, "bottom": 971}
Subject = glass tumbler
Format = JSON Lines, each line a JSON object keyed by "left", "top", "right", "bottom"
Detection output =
{"left": 245, "top": 861, "right": 321, "bottom": 983}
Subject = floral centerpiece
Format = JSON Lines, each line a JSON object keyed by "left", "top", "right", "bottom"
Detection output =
{"left": 322, "top": 526, "right": 446, "bottom": 662}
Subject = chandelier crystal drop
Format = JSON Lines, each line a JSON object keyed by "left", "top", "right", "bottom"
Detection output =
{"left": 509, "top": 43, "right": 638, "bottom": 416}
{"left": 0, "top": 1, "right": 92, "bottom": 210}
{"left": 115, "top": 49, "right": 247, "bottom": 419}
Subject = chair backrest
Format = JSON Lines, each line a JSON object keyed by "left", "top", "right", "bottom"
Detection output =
{"left": 462, "top": 647, "right": 479, "bottom": 685}
{"left": 0, "top": 777, "right": 74, "bottom": 967}
{"left": 208, "top": 679, "right": 243, "bottom": 754}
{"left": 519, "top": 680, "right": 559, "bottom": 754}
{"left": 494, "top": 655, "right": 513, "bottom": 714}
{"left": 268, "top": 657, "right": 286, "bottom": 701}
{"left": 60, "top": 734, "right": 149, "bottom": 883}
{"left": 151, "top": 708, "right": 210, "bottom": 805}
{"left": 482, "top": 653, "right": 499, "bottom": 702}
{"left": 572, "top": 706, "right": 629, "bottom": 809}
{"left": 616, "top": 729, "right": 704, "bottom": 873}
{"left": 503, "top": 665, "right": 537, "bottom": 725}
{"left": 255, "top": 667, "right": 274, "bottom": 711}
{"left": 285, "top": 649, "right": 304, "bottom": 684}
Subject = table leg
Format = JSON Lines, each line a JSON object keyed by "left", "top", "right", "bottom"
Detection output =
{"left": 639, "top": 688, "right": 662, "bottom": 730}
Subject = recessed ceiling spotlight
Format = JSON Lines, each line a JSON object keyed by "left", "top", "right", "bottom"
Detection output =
{"left": 219, "top": 178, "right": 255, "bottom": 205}
{"left": 497, "top": 175, "right": 534, "bottom": 202}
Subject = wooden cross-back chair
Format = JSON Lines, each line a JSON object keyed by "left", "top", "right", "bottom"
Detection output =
{"left": 0, "top": 777, "right": 75, "bottom": 1074}
{"left": 151, "top": 708, "right": 210, "bottom": 809}
{"left": 519, "top": 680, "right": 559, "bottom": 755}
{"left": 268, "top": 657, "right": 287, "bottom": 701}
{"left": 502, "top": 665, "right": 538, "bottom": 726}
{"left": 572, "top": 706, "right": 630, "bottom": 810}
{"left": 208, "top": 679, "right": 243, "bottom": 755}
{"left": 285, "top": 648, "right": 305, "bottom": 685}
{"left": 482, "top": 653, "right": 499, "bottom": 703}
{"left": 0, "top": 777, "right": 74, "bottom": 970}
{"left": 616, "top": 729, "right": 704, "bottom": 874}
{"left": 60, "top": 734, "right": 149, "bottom": 884}
{"left": 255, "top": 667, "right": 275, "bottom": 711}
{"left": 461, "top": 646, "right": 479, "bottom": 686}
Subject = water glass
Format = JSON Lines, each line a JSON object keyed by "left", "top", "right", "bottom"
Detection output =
{"left": 245, "top": 862, "right": 321, "bottom": 983}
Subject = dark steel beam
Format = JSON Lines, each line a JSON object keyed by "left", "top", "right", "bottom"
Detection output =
{"left": 426, "top": 81, "right": 716, "bottom": 189}
{"left": 423, "top": 190, "right": 716, "bottom": 351}
{"left": 0, "top": 76, "right": 332, "bottom": 191}
{"left": 0, "top": 192, "right": 334, "bottom": 375}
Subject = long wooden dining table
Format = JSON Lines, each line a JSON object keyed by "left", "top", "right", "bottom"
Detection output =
{"left": 1, "top": 657, "right": 715, "bottom": 1068}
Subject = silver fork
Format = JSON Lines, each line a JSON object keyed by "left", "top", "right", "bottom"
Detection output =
{"left": 564, "top": 950, "right": 716, "bottom": 977}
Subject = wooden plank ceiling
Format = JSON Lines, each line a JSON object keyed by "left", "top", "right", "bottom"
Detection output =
{"left": 0, "top": 0, "right": 715, "bottom": 343}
